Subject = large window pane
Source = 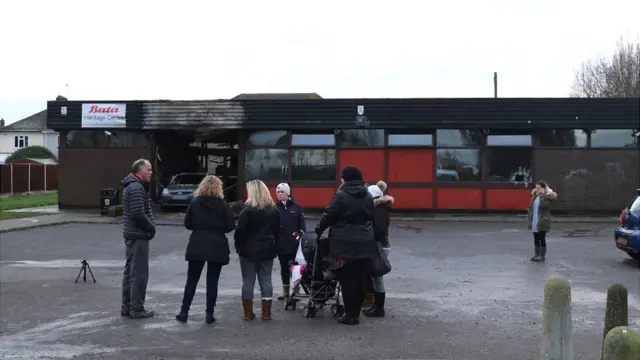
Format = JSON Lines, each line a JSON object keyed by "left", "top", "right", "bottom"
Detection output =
{"left": 388, "top": 134, "right": 433, "bottom": 146}
{"left": 244, "top": 149, "right": 289, "bottom": 182}
{"left": 590, "top": 129, "right": 638, "bottom": 148}
{"left": 291, "top": 134, "right": 335, "bottom": 146}
{"left": 486, "top": 148, "right": 532, "bottom": 183}
{"left": 537, "top": 129, "right": 587, "bottom": 147}
{"left": 291, "top": 149, "right": 337, "bottom": 181}
{"left": 486, "top": 135, "right": 532, "bottom": 146}
{"left": 337, "top": 129, "right": 384, "bottom": 147}
{"left": 66, "top": 130, "right": 109, "bottom": 147}
{"left": 436, "top": 130, "right": 484, "bottom": 147}
{"left": 247, "top": 130, "right": 289, "bottom": 147}
{"left": 436, "top": 149, "right": 482, "bottom": 181}
{"left": 108, "top": 131, "right": 147, "bottom": 147}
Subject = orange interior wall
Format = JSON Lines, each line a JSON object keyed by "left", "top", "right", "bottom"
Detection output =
{"left": 388, "top": 149, "right": 434, "bottom": 182}
{"left": 339, "top": 149, "right": 385, "bottom": 182}
{"left": 390, "top": 188, "right": 433, "bottom": 209}
{"left": 291, "top": 187, "right": 336, "bottom": 209}
{"left": 437, "top": 188, "right": 483, "bottom": 209}
{"left": 485, "top": 188, "right": 532, "bottom": 210}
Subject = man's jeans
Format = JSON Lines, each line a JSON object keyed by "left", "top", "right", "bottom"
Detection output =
{"left": 239, "top": 257, "right": 274, "bottom": 300}
{"left": 122, "top": 239, "right": 150, "bottom": 311}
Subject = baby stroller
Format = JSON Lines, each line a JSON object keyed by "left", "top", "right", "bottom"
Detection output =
{"left": 284, "top": 233, "right": 344, "bottom": 318}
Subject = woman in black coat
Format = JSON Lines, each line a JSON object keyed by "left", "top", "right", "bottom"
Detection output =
{"left": 176, "top": 175, "right": 236, "bottom": 324}
{"left": 315, "top": 166, "right": 377, "bottom": 325}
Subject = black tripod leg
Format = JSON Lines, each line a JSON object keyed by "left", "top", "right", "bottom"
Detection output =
{"left": 86, "top": 263, "right": 97, "bottom": 283}
{"left": 75, "top": 263, "right": 85, "bottom": 283}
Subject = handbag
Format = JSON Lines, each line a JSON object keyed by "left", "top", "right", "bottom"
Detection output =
{"left": 368, "top": 243, "right": 392, "bottom": 277}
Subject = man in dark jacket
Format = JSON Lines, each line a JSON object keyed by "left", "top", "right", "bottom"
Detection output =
{"left": 315, "top": 166, "right": 376, "bottom": 325}
{"left": 121, "top": 159, "right": 156, "bottom": 319}
{"left": 274, "top": 183, "right": 306, "bottom": 300}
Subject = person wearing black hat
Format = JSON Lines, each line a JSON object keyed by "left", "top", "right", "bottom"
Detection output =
{"left": 315, "top": 166, "right": 377, "bottom": 325}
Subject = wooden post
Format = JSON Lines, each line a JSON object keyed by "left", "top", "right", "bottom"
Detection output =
{"left": 28, "top": 164, "right": 31, "bottom": 193}
{"left": 44, "top": 164, "right": 47, "bottom": 191}
{"left": 10, "top": 163, "right": 13, "bottom": 194}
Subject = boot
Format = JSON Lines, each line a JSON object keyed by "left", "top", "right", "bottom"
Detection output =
{"left": 120, "top": 304, "right": 130, "bottom": 317}
{"left": 205, "top": 313, "right": 215, "bottom": 324}
{"left": 277, "top": 285, "right": 290, "bottom": 300}
{"left": 363, "top": 292, "right": 385, "bottom": 317}
{"left": 175, "top": 312, "right": 188, "bottom": 323}
{"left": 261, "top": 299, "right": 272, "bottom": 321}
{"left": 538, "top": 247, "right": 547, "bottom": 262}
{"left": 530, "top": 246, "right": 541, "bottom": 261}
{"left": 242, "top": 299, "right": 256, "bottom": 321}
{"left": 129, "top": 308, "right": 154, "bottom": 319}
{"left": 337, "top": 315, "right": 360, "bottom": 325}
{"left": 362, "top": 293, "right": 374, "bottom": 307}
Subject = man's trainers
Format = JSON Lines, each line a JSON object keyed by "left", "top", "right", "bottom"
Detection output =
{"left": 121, "top": 305, "right": 130, "bottom": 317}
{"left": 129, "top": 308, "right": 154, "bottom": 319}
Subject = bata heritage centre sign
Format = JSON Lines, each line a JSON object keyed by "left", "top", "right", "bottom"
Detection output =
{"left": 81, "top": 103, "right": 127, "bottom": 128}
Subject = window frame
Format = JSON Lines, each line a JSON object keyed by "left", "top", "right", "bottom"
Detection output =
{"left": 534, "top": 129, "right": 589, "bottom": 148}
{"left": 336, "top": 129, "right": 385, "bottom": 148}
{"left": 243, "top": 148, "right": 290, "bottom": 183}
{"left": 387, "top": 131, "right": 434, "bottom": 147}
{"left": 64, "top": 130, "right": 147, "bottom": 148}
{"left": 588, "top": 129, "right": 639, "bottom": 149}
{"left": 290, "top": 132, "right": 336, "bottom": 148}
{"left": 14, "top": 135, "right": 29, "bottom": 148}
{"left": 245, "top": 130, "right": 290, "bottom": 148}
{"left": 290, "top": 148, "right": 338, "bottom": 182}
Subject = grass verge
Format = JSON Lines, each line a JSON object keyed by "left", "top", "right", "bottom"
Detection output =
{"left": 0, "top": 192, "right": 58, "bottom": 211}
{"left": 0, "top": 211, "right": 50, "bottom": 220}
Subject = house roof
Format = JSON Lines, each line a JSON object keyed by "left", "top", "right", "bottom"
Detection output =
{"left": 232, "top": 93, "right": 322, "bottom": 100}
{"left": 0, "top": 110, "right": 47, "bottom": 132}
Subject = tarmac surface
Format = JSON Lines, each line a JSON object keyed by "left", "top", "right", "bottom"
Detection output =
{"left": 0, "top": 221, "right": 638, "bottom": 360}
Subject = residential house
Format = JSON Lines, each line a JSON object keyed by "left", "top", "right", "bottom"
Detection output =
{"left": 0, "top": 111, "right": 59, "bottom": 158}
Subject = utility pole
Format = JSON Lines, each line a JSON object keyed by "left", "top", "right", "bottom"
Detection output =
{"left": 493, "top": 72, "right": 498, "bottom": 98}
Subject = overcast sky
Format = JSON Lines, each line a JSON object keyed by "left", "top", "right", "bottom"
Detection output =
{"left": 1, "top": 0, "right": 638, "bottom": 125}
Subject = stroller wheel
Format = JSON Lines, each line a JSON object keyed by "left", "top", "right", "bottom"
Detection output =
{"left": 303, "top": 304, "right": 317, "bottom": 318}
{"left": 330, "top": 304, "right": 345, "bottom": 318}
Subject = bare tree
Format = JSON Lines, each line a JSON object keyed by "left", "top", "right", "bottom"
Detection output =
{"left": 571, "top": 38, "right": 640, "bottom": 98}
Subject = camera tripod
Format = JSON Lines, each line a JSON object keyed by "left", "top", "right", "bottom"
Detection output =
{"left": 75, "top": 260, "right": 96, "bottom": 283}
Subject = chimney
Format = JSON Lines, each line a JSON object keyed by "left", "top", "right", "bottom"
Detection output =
{"left": 56, "top": 95, "right": 68, "bottom": 101}
{"left": 0, "top": 118, "right": 5, "bottom": 128}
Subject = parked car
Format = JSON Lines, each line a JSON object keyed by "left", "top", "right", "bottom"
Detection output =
{"left": 160, "top": 173, "right": 206, "bottom": 212}
{"left": 614, "top": 188, "right": 640, "bottom": 261}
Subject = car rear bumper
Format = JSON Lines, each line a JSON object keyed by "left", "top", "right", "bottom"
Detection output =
{"left": 161, "top": 196, "right": 193, "bottom": 207}
{"left": 614, "top": 227, "right": 640, "bottom": 253}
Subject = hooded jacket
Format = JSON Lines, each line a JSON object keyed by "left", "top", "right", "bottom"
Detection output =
{"left": 316, "top": 180, "right": 377, "bottom": 260}
{"left": 184, "top": 196, "right": 236, "bottom": 264}
{"left": 368, "top": 185, "right": 394, "bottom": 248}
{"left": 527, "top": 187, "right": 557, "bottom": 233}
{"left": 275, "top": 198, "right": 306, "bottom": 254}
{"left": 122, "top": 174, "right": 156, "bottom": 241}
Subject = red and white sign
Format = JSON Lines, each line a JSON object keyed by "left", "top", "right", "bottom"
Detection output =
{"left": 81, "top": 103, "right": 127, "bottom": 128}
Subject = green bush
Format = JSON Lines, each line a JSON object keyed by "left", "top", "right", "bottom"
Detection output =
{"left": 6, "top": 146, "right": 57, "bottom": 162}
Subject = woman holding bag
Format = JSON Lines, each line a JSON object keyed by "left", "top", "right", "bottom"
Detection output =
{"left": 274, "top": 183, "right": 306, "bottom": 300}
{"left": 176, "top": 175, "right": 236, "bottom": 324}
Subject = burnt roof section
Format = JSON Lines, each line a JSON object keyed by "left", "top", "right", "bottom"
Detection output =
{"left": 0, "top": 110, "right": 47, "bottom": 131}
{"left": 232, "top": 93, "right": 322, "bottom": 100}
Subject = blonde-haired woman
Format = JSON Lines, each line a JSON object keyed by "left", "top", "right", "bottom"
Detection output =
{"left": 234, "top": 179, "right": 280, "bottom": 321}
{"left": 176, "top": 175, "right": 236, "bottom": 324}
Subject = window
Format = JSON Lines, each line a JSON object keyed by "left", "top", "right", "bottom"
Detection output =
{"left": 590, "top": 129, "right": 638, "bottom": 148}
{"left": 247, "top": 130, "right": 289, "bottom": 147}
{"left": 106, "top": 131, "right": 147, "bottom": 147}
{"left": 536, "top": 129, "right": 587, "bottom": 147}
{"left": 486, "top": 134, "right": 532, "bottom": 146}
{"left": 291, "top": 149, "right": 337, "bottom": 181}
{"left": 388, "top": 134, "right": 433, "bottom": 146}
{"left": 244, "top": 149, "right": 289, "bottom": 182}
{"left": 435, "top": 149, "right": 482, "bottom": 181}
{"left": 291, "top": 134, "right": 335, "bottom": 146}
{"left": 630, "top": 195, "right": 640, "bottom": 213}
{"left": 336, "top": 129, "right": 384, "bottom": 147}
{"left": 486, "top": 147, "right": 532, "bottom": 183}
{"left": 171, "top": 173, "right": 206, "bottom": 185}
{"left": 436, "top": 130, "right": 484, "bottom": 147}
{"left": 65, "top": 130, "right": 109, "bottom": 147}
{"left": 14, "top": 135, "right": 29, "bottom": 148}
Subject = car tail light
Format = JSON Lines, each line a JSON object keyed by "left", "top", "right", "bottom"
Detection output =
{"left": 619, "top": 210, "right": 626, "bottom": 225}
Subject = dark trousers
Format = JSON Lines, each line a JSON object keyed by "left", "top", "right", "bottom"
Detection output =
{"left": 122, "top": 239, "right": 150, "bottom": 311}
{"left": 180, "top": 261, "right": 223, "bottom": 315}
{"left": 338, "top": 258, "right": 369, "bottom": 319}
{"left": 533, "top": 231, "right": 547, "bottom": 247}
{"left": 277, "top": 253, "right": 296, "bottom": 285}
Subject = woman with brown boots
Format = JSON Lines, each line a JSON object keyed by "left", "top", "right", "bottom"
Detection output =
{"left": 363, "top": 181, "right": 393, "bottom": 317}
{"left": 234, "top": 180, "right": 280, "bottom": 321}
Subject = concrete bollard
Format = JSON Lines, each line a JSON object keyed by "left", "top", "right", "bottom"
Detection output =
{"left": 540, "top": 275, "right": 574, "bottom": 360}
{"left": 602, "top": 284, "right": 629, "bottom": 360}
{"left": 602, "top": 326, "right": 640, "bottom": 360}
